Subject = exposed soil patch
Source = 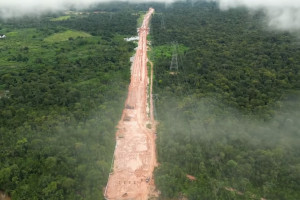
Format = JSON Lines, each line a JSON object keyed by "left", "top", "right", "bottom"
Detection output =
{"left": 0, "top": 191, "right": 11, "bottom": 200}
{"left": 186, "top": 174, "right": 197, "bottom": 181}
{"left": 105, "top": 8, "right": 157, "bottom": 200}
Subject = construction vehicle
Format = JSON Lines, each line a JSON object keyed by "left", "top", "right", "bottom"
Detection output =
{"left": 146, "top": 177, "right": 150, "bottom": 183}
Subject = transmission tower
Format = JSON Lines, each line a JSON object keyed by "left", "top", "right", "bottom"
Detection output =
{"left": 191, "top": 0, "right": 196, "bottom": 6}
{"left": 170, "top": 42, "right": 179, "bottom": 71}
{"left": 161, "top": 15, "right": 166, "bottom": 30}
{"left": 187, "top": 0, "right": 196, "bottom": 6}
{"left": 109, "top": 13, "right": 113, "bottom": 21}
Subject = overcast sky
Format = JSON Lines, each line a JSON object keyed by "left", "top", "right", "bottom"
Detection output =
{"left": 0, "top": 0, "right": 299, "bottom": 32}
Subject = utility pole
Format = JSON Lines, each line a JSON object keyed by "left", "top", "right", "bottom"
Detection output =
{"left": 153, "top": 94, "right": 159, "bottom": 119}
{"left": 161, "top": 15, "right": 166, "bottom": 30}
{"left": 170, "top": 42, "right": 179, "bottom": 71}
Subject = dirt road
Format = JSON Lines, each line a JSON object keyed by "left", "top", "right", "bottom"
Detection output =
{"left": 104, "top": 8, "right": 157, "bottom": 200}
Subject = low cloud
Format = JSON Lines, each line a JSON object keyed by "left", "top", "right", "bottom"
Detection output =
{"left": 0, "top": 0, "right": 178, "bottom": 19}
{"left": 1, "top": 0, "right": 299, "bottom": 32}
{"left": 212, "top": 0, "right": 300, "bottom": 31}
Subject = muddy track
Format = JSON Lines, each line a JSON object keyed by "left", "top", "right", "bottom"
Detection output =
{"left": 104, "top": 8, "right": 157, "bottom": 200}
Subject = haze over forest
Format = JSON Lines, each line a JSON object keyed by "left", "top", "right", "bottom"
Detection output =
{"left": 0, "top": 0, "right": 299, "bottom": 199}
{"left": 1, "top": 0, "right": 300, "bottom": 31}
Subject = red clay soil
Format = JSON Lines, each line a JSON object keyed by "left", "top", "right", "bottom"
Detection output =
{"left": 104, "top": 8, "right": 158, "bottom": 200}
{"left": 224, "top": 187, "right": 267, "bottom": 200}
{"left": 186, "top": 174, "right": 197, "bottom": 181}
{"left": 0, "top": 191, "right": 11, "bottom": 200}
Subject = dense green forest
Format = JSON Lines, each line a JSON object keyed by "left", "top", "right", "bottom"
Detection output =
{"left": 151, "top": 1, "right": 300, "bottom": 200}
{"left": 0, "top": 5, "right": 138, "bottom": 199}
{"left": 1, "top": 1, "right": 299, "bottom": 200}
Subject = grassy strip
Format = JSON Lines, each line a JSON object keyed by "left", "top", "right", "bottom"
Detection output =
{"left": 50, "top": 16, "right": 71, "bottom": 21}
{"left": 137, "top": 11, "right": 146, "bottom": 28}
{"left": 44, "top": 30, "right": 91, "bottom": 42}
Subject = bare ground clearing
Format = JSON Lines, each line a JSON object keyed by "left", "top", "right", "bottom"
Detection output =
{"left": 105, "top": 8, "right": 158, "bottom": 200}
